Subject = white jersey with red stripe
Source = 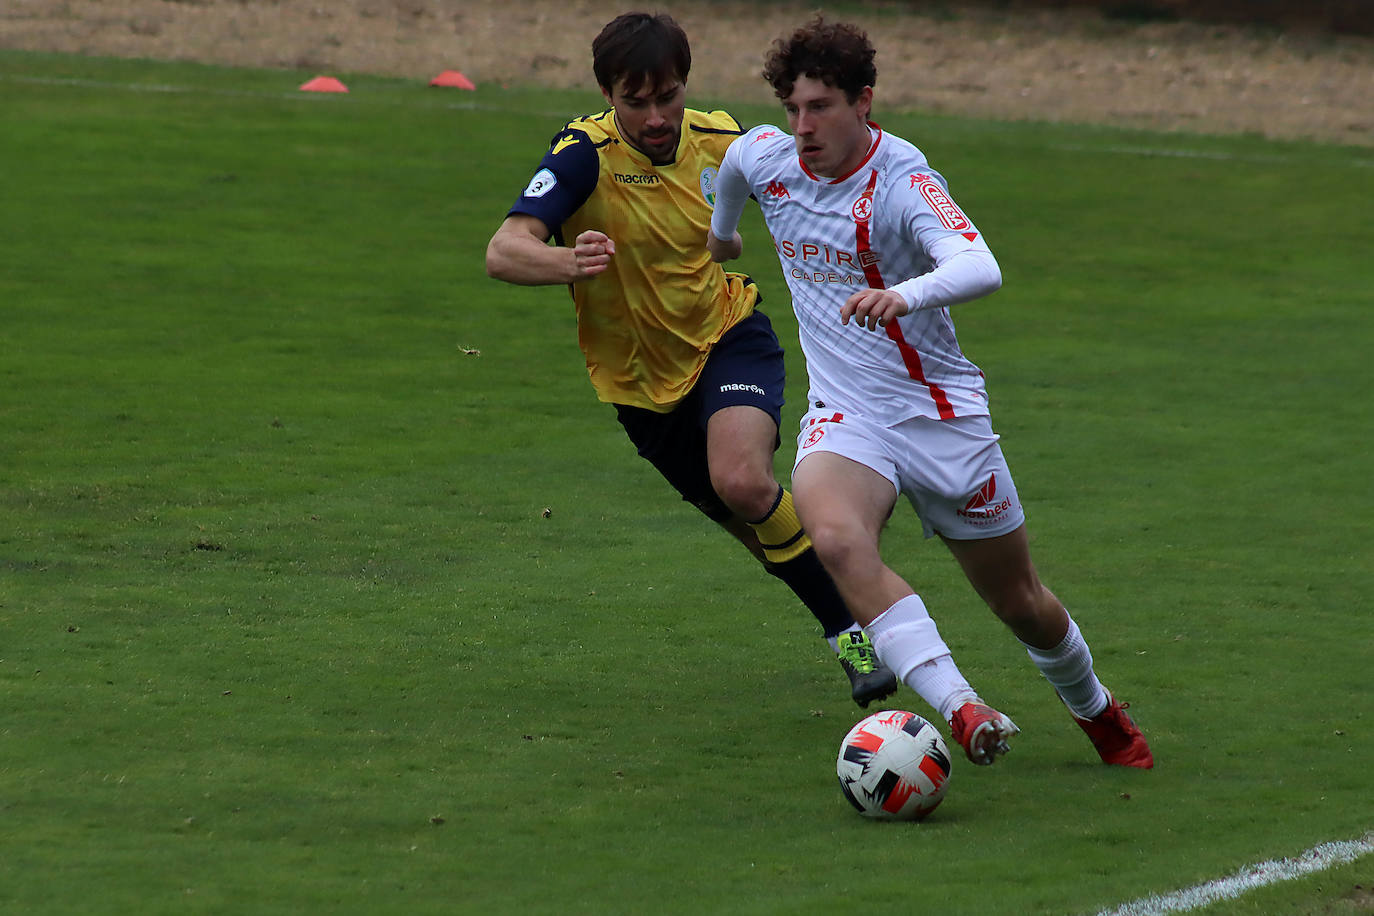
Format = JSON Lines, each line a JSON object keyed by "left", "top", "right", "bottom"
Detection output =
{"left": 713, "top": 123, "right": 996, "bottom": 424}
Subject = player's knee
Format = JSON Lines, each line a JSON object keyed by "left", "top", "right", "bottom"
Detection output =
{"left": 710, "top": 467, "right": 779, "bottom": 520}
{"left": 804, "top": 518, "right": 872, "bottom": 580}
{"left": 985, "top": 577, "right": 1053, "bottom": 630}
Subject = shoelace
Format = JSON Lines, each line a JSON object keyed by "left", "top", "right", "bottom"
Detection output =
{"left": 839, "top": 635, "right": 878, "bottom": 674}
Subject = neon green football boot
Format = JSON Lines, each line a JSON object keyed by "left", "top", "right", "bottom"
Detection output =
{"left": 836, "top": 630, "right": 898, "bottom": 708}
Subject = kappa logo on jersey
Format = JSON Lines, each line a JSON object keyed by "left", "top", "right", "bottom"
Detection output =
{"left": 851, "top": 196, "right": 873, "bottom": 223}
{"left": 765, "top": 180, "right": 790, "bottom": 199}
{"left": 523, "top": 168, "right": 558, "bottom": 198}
{"left": 752, "top": 130, "right": 780, "bottom": 144}
{"left": 957, "top": 474, "right": 1012, "bottom": 525}
{"left": 912, "top": 174, "right": 972, "bottom": 232}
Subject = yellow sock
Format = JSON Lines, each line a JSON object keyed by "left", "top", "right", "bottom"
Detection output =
{"left": 749, "top": 488, "right": 812, "bottom": 564}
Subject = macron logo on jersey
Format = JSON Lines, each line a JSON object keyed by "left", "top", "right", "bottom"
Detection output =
{"left": 765, "top": 180, "right": 790, "bottom": 199}
{"left": 614, "top": 172, "right": 661, "bottom": 186}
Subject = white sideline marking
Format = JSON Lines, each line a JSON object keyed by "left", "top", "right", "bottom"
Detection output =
{"left": 1095, "top": 833, "right": 1374, "bottom": 916}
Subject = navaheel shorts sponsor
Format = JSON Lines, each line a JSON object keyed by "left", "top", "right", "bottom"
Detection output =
{"left": 793, "top": 407, "right": 1024, "bottom": 540}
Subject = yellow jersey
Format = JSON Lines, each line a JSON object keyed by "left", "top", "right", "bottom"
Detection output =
{"left": 508, "top": 107, "right": 759, "bottom": 412}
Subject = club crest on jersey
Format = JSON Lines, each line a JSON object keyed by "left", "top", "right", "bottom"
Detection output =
{"left": 700, "top": 167, "right": 717, "bottom": 205}
{"left": 523, "top": 168, "right": 557, "bottom": 198}
{"left": 851, "top": 196, "right": 873, "bottom": 222}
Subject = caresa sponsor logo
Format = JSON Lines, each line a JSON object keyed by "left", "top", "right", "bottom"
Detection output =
{"left": 910, "top": 173, "right": 970, "bottom": 231}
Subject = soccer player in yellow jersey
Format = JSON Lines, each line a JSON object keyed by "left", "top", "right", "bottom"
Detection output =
{"left": 486, "top": 12, "right": 896, "bottom": 706}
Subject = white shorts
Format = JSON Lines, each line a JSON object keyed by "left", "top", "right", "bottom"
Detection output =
{"left": 793, "top": 408, "right": 1025, "bottom": 540}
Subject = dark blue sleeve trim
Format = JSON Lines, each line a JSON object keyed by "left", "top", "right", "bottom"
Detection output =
{"left": 506, "top": 129, "right": 602, "bottom": 242}
{"left": 690, "top": 124, "right": 746, "bottom": 136}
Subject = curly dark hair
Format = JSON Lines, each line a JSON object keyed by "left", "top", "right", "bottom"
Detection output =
{"left": 762, "top": 16, "right": 876, "bottom": 102}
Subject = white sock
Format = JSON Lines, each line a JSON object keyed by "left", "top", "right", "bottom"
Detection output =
{"left": 826, "top": 624, "right": 863, "bottom": 654}
{"left": 865, "top": 594, "right": 978, "bottom": 721}
{"left": 1021, "top": 615, "right": 1108, "bottom": 719}
{"left": 904, "top": 656, "right": 980, "bottom": 722}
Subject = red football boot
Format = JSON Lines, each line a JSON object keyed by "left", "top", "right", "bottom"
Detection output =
{"left": 949, "top": 702, "right": 1019, "bottom": 766}
{"left": 1073, "top": 692, "right": 1154, "bottom": 769}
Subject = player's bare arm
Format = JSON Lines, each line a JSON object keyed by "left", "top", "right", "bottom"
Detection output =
{"left": 486, "top": 214, "right": 616, "bottom": 285}
{"left": 841, "top": 288, "right": 909, "bottom": 330}
{"left": 706, "top": 229, "right": 742, "bottom": 263}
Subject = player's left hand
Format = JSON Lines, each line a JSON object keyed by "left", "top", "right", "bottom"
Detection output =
{"left": 841, "top": 289, "right": 909, "bottom": 330}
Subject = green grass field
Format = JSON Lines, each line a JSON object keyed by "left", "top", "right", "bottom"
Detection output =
{"left": 2, "top": 51, "right": 1371, "bottom": 915}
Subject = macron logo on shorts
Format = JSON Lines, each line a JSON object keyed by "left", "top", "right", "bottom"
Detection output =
{"left": 720, "top": 383, "right": 766, "bottom": 397}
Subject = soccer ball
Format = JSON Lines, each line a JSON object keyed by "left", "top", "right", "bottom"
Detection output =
{"left": 837, "top": 709, "right": 952, "bottom": 820}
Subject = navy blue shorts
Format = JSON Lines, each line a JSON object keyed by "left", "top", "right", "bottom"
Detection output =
{"left": 615, "top": 310, "right": 787, "bottom": 523}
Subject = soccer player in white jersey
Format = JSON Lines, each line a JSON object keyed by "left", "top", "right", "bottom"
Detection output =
{"left": 707, "top": 16, "right": 1153, "bottom": 768}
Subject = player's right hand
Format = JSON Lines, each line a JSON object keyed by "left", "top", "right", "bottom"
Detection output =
{"left": 571, "top": 230, "right": 616, "bottom": 279}
{"left": 841, "top": 288, "right": 909, "bottom": 330}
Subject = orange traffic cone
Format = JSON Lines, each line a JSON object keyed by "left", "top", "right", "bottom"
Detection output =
{"left": 300, "top": 76, "right": 349, "bottom": 93}
{"left": 429, "top": 70, "right": 476, "bottom": 90}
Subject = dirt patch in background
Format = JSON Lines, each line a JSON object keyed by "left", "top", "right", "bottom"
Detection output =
{"left": 3, "top": 0, "right": 1372, "bottom": 146}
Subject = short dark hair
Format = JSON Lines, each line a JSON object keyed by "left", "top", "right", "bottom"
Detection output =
{"left": 762, "top": 16, "right": 876, "bottom": 103}
{"left": 592, "top": 12, "right": 691, "bottom": 96}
